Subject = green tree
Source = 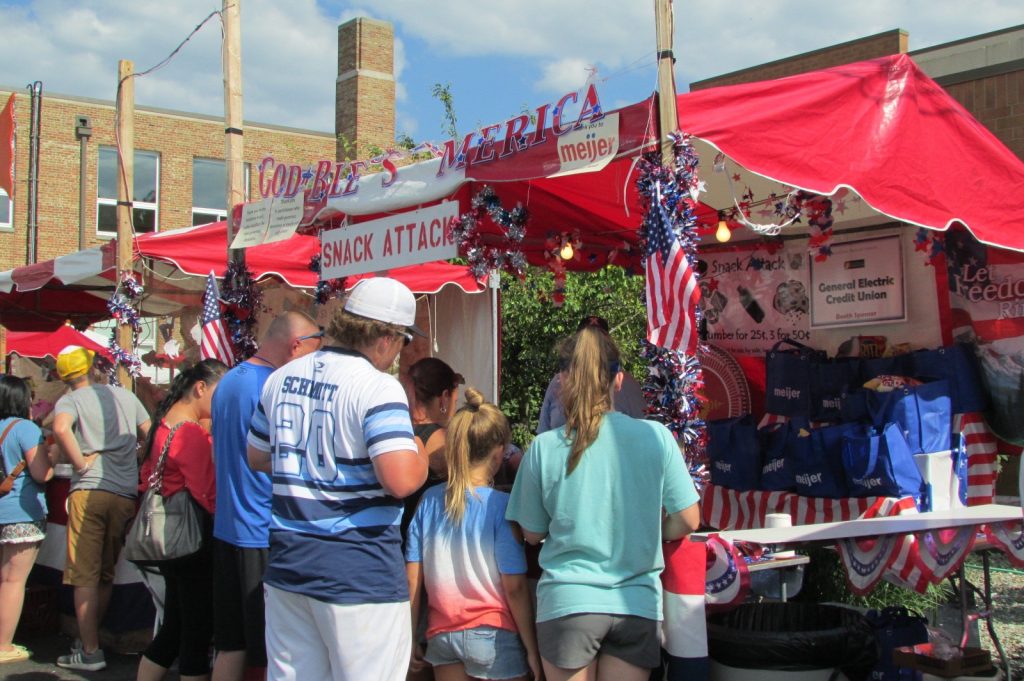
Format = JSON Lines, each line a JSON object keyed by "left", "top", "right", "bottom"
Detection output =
{"left": 431, "top": 82, "right": 459, "bottom": 140}
{"left": 499, "top": 266, "right": 646, "bottom": 447}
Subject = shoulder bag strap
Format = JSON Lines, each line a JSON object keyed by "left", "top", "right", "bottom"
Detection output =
{"left": 146, "top": 420, "right": 200, "bottom": 494}
{"left": 146, "top": 421, "right": 186, "bottom": 493}
{"left": 0, "top": 419, "right": 26, "bottom": 495}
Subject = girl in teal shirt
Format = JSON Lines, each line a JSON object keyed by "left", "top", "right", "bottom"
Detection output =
{"left": 507, "top": 327, "right": 700, "bottom": 681}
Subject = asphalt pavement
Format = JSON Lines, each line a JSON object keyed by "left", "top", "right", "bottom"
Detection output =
{"left": 0, "top": 631, "right": 175, "bottom": 681}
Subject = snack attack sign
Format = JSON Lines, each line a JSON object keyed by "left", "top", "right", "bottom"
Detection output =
{"left": 256, "top": 83, "right": 610, "bottom": 205}
{"left": 319, "top": 201, "right": 460, "bottom": 278}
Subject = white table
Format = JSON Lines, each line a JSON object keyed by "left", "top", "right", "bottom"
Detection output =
{"left": 695, "top": 504, "right": 1023, "bottom": 681}
{"left": 693, "top": 504, "right": 1022, "bottom": 545}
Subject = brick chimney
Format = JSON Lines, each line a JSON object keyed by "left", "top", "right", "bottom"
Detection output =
{"left": 336, "top": 18, "right": 396, "bottom": 160}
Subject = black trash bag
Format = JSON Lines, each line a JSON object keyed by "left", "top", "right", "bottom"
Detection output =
{"left": 707, "top": 602, "right": 878, "bottom": 681}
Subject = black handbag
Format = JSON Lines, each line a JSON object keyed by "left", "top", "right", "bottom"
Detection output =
{"left": 123, "top": 422, "right": 204, "bottom": 566}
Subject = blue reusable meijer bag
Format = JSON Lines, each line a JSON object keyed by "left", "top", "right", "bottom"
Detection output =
{"left": 842, "top": 423, "right": 924, "bottom": 500}
{"left": 788, "top": 421, "right": 859, "bottom": 498}
{"left": 910, "top": 344, "right": 988, "bottom": 414}
{"left": 863, "top": 379, "right": 952, "bottom": 455}
{"left": 758, "top": 420, "right": 796, "bottom": 492}
{"left": 811, "top": 357, "right": 860, "bottom": 422}
{"left": 765, "top": 339, "right": 823, "bottom": 417}
{"left": 707, "top": 414, "right": 761, "bottom": 491}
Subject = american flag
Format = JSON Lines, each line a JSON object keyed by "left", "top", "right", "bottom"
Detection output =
{"left": 645, "top": 184, "right": 701, "bottom": 354}
{"left": 200, "top": 272, "right": 234, "bottom": 365}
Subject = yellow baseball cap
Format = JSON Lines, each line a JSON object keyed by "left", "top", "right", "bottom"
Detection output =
{"left": 56, "top": 346, "right": 96, "bottom": 381}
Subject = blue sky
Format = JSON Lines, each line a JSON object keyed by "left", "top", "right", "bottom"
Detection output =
{"left": 1, "top": 1, "right": 1022, "bottom": 146}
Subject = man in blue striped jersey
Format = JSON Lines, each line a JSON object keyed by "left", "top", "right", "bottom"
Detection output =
{"left": 247, "top": 277, "right": 429, "bottom": 681}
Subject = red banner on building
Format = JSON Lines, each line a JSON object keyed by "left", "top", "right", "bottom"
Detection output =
{"left": 0, "top": 93, "right": 14, "bottom": 198}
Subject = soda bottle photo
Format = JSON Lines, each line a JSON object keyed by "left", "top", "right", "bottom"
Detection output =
{"left": 737, "top": 285, "right": 765, "bottom": 323}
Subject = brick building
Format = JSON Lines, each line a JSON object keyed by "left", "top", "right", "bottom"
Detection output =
{"left": 0, "top": 16, "right": 396, "bottom": 276}
{"left": 690, "top": 24, "right": 1024, "bottom": 161}
{"left": 0, "top": 16, "right": 398, "bottom": 372}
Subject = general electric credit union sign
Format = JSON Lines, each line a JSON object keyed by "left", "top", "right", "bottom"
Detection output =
{"left": 319, "top": 201, "right": 460, "bottom": 279}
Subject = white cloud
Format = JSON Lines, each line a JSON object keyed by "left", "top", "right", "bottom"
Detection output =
{"left": 0, "top": 0, "right": 338, "bottom": 131}
{"left": 535, "top": 57, "right": 597, "bottom": 94}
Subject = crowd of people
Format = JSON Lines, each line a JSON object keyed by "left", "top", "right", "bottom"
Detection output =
{"left": 0, "top": 276, "right": 699, "bottom": 681}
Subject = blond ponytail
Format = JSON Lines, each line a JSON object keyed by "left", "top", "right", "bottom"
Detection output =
{"left": 443, "top": 387, "right": 511, "bottom": 523}
{"left": 561, "top": 327, "right": 621, "bottom": 474}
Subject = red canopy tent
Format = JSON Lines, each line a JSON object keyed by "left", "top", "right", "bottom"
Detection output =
{"left": 6, "top": 325, "right": 112, "bottom": 361}
{"left": 318, "top": 54, "right": 1024, "bottom": 259}
{"left": 0, "top": 222, "right": 483, "bottom": 331}
{"left": 133, "top": 221, "right": 482, "bottom": 293}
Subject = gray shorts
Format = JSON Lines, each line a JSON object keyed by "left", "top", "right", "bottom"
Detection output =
{"left": 537, "top": 613, "right": 661, "bottom": 670}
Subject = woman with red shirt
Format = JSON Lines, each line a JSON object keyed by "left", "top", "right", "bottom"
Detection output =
{"left": 136, "top": 359, "right": 227, "bottom": 681}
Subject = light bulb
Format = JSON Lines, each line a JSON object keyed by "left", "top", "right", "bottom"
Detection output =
{"left": 715, "top": 219, "right": 732, "bottom": 243}
{"left": 559, "top": 242, "right": 575, "bottom": 260}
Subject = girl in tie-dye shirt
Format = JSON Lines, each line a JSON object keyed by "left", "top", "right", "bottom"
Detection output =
{"left": 405, "top": 388, "right": 540, "bottom": 681}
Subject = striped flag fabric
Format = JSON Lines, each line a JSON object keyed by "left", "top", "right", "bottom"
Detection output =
{"left": 645, "top": 184, "right": 701, "bottom": 354}
{"left": 200, "top": 271, "right": 234, "bottom": 365}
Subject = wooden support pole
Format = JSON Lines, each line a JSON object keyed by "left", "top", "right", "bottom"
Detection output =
{"left": 116, "top": 59, "right": 135, "bottom": 388}
{"left": 223, "top": 0, "right": 246, "bottom": 265}
{"left": 654, "top": 0, "right": 678, "bottom": 168}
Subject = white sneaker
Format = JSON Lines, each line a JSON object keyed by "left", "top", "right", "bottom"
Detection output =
{"left": 56, "top": 647, "right": 106, "bottom": 671}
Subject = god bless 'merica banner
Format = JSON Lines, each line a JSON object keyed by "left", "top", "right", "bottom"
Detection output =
{"left": 946, "top": 228, "right": 1024, "bottom": 444}
{"left": 699, "top": 242, "right": 810, "bottom": 355}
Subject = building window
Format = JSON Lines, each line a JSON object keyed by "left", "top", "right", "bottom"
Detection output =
{"left": 0, "top": 188, "right": 11, "bottom": 230}
{"left": 97, "top": 146, "right": 159, "bottom": 235}
{"left": 192, "top": 158, "right": 250, "bottom": 225}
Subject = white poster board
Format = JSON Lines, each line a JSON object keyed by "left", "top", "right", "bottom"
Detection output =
{"left": 230, "top": 195, "right": 303, "bottom": 249}
{"left": 810, "top": 235, "right": 906, "bottom": 328}
{"left": 320, "top": 201, "right": 459, "bottom": 279}
{"left": 699, "top": 241, "right": 811, "bottom": 355}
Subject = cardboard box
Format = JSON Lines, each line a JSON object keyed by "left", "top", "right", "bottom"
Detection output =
{"left": 892, "top": 645, "right": 992, "bottom": 677}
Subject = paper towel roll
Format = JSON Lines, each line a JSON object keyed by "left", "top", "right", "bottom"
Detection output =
{"left": 765, "top": 513, "right": 795, "bottom": 557}
{"left": 765, "top": 513, "right": 792, "bottom": 529}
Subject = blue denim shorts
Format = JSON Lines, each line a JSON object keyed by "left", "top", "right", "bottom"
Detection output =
{"left": 425, "top": 626, "right": 528, "bottom": 680}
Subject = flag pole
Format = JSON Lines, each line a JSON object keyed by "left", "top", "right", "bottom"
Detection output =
{"left": 654, "top": 0, "right": 678, "bottom": 168}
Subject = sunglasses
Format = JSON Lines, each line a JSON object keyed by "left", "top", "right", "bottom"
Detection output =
{"left": 399, "top": 332, "right": 413, "bottom": 347}
{"left": 297, "top": 326, "right": 325, "bottom": 343}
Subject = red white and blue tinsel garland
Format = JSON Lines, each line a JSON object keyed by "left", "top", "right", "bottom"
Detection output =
{"left": 221, "top": 260, "right": 263, "bottom": 362}
{"left": 636, "top": 133, "right": 707, "bottom": 486}
{"left": 308, "top": 254, "right": 347, "bottom": 305}
{"left": 451, "top": 185, "right": 529, "bottom": 279}
{"left": 105, "top": 271, "right": 144, "bottom": 383}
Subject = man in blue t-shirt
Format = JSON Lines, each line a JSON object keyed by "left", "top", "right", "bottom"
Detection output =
{"left": 210, "top": 311, "right": 322, "bottom": 681}
{"left": 247, "top": 278, "right": 428, "bottom": 681}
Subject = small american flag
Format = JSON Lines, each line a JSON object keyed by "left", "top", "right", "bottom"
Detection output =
{"left": 645, "top": 184, "right": 701, "bottom": 354}
{"left": 200, "top": 272, "right": 234, "bottom": 365}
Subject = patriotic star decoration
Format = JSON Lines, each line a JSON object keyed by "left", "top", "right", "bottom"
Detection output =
{"left": 732, "top": 173, "right": 741, "bottom": 182}
{"left": 706, "top": 277, "right": 720, "bottom": 292}
{"left": 834, "top": 199, "right": 848, "bottom": 214}
{"left": 748, "top": 257, "right": 765, "bottom": 271}
{"left": 691, "top": 179, "right": 706, "bottom": 201}
{"left": 814, "top": 245, "right": 833, "bottom": 262}
{"left": 300, "top": 167, "right": 314, "bottom": 183}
